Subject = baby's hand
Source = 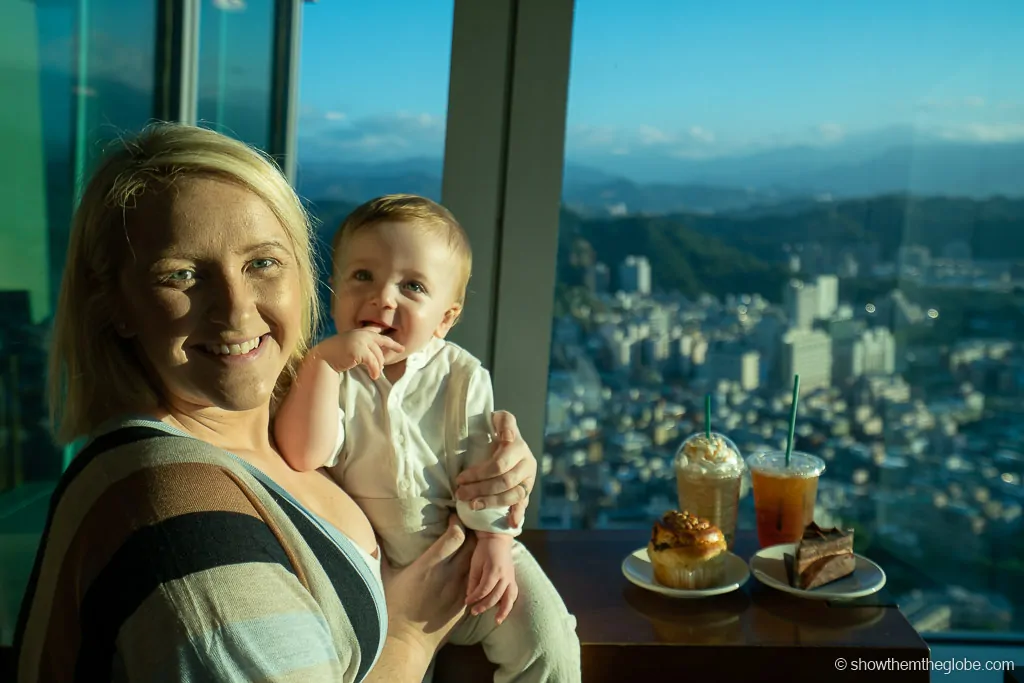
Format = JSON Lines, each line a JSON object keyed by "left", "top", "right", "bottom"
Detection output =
{"left": 320, "top": 328, "right": 404, "bottom": 379}
{"left": 466, "top": 533, "right": 518, "bottom": 625}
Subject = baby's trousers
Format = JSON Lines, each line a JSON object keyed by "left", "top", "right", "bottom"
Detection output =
{"left": 443, "top": 541, "right": 582, "bottom": 683}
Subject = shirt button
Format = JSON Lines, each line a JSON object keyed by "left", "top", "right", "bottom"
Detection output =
{"left": 395, "top": 432, "right": 405, "bottom": 445}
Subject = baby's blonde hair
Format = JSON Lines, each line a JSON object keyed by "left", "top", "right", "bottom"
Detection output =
{"left": 331, "top": 194, "right": 472, "bottom": 305}
{"left": 49, "top": 122, "right": 320, "bottom": 443}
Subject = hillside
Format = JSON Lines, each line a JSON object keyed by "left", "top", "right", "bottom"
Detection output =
{"left": 557, "top": 194, "right": 1024, "bottom": 304}
{"left": 680, "top": 194, "right": 1024, "bottom": 262}
{"left": 303, "top": 192, "right": 1024, "bottom": 310}
{"left": 558, "top": 210, "right": 792, "bottom": 302}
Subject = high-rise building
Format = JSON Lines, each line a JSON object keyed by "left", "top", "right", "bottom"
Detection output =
{"left": 610, "top": 338, "right": 632, "bottom": 370}
{"left": 780, "top": 329, "right": 833, "bottom": 395}
{"left": 618, "top": 255, "right": 651, "bottom": 295}
{"left": 705, "top": 344, "right": 761, "bottom": 392}
{"left": 647, "top": 308, "right": 669, "bottom": 338}
{"left": 854, "top": 327, "right": 896, "bottom": 376}
{"left": 829, "top": 318, "right": 867, "bottom": 385}
{"left": 783, "top": 279, "right": 818, "bottom": 329}
{"left": 815, "top": 274, "right": 839, "bottom": 320}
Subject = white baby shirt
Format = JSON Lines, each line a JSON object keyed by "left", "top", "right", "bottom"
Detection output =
{"left": 326, "top": 337, "right": 516, "bottom": 567}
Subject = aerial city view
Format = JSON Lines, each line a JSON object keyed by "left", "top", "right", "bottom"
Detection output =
{"left": 542, "top": 197, "right": 1024, "bottom": 634}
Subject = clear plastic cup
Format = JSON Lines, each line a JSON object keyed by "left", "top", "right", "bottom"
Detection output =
{"left": 675, "top": 432, "right": 745, "bottom": 549}
{"left": 747, "top": 451, "right": 826, "bottom": 548}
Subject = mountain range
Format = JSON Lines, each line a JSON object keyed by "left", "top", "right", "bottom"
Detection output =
{"left": 297, "top": 130, "right": 1024, "bottom": 216}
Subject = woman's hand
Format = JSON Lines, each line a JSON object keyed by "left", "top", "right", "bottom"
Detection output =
{"left": 380, "top": 515, "right": 475, "bottom": 656}
{"left": 455, "top": 411, "right": 537, "bottom": 529}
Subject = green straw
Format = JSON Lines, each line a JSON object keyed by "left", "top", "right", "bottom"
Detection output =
{"left": 785, "top": 374, "right": 801, "bottom": 467}
{"left": 704, "top": 394, "right": 712, "bottom": 439}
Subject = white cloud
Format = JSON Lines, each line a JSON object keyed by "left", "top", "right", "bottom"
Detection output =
{"left": 934, "top": 122, "right": 1024, "bottom": 143}
{"left": 393, "top": 112, "right": 443, "bottom": 130}
{"left": 338, "top": 134, "right": 412, "bottom": 151}
{"left": 816, "top": 122, "right": 846, "bottom": 142}
{"left": 298, "top": 109, "right": 446, "bottom": 159}
{"left": 637, "top": 125, "right": 673, "bottom": 145}
{"left": 566, "top": 123, "right": 716, "bottom": 157}
{"left": 567, "top": 124, "right": 617, "bottom": 149}
{"left": 688, "top": 126, "right": 715, "bottom": 144}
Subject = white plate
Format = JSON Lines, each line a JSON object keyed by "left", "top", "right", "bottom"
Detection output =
{"left": 749, "top": 543, "right": 886, "bottom": 601}
{"left": 621, "top": 547, "right": 750, "bottom": 599}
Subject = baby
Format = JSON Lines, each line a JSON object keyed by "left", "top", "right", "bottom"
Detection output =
{"left": 275, "top": 194, "right": 580, "bottom": 681}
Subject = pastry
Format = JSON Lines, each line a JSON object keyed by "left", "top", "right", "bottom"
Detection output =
{"left": 791, "top": 522, "right": 855, "bottom": 590}
{"left": 647, "top": 510, "right": 727, "bottom": 589}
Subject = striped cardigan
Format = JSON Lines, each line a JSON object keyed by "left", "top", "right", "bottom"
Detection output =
{"left": 14, "top": 418, "right": 387, "bottom": 682}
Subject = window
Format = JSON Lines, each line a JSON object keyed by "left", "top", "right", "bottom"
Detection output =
{"left": 295, "top": 0, "right": 455, "bottom": 330}
{"left": 0, "top": 0, "right": 160, "bottom": 644}
{"left": 543, "top": 0, "right": 1024, "bottom": 636}
{"left": 196, "top": 0, "right": 276, "bottom": 150}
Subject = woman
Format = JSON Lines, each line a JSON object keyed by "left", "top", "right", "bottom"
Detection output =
{"left": 15, "top": 123, "right": 537, "bottom": 682}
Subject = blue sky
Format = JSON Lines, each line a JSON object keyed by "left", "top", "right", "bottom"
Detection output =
{"left": 33, "top": 0, "right": 1024, "bottom": 173}
{"left": 298, "top": 0, "right": 1024, "bottom": 166}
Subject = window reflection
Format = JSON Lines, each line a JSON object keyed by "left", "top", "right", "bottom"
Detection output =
{"left": 0, "top": 0, "right": 159, "bottom": 646}
{"left": 197, "top": 0, "right": 274, "bottom": 149}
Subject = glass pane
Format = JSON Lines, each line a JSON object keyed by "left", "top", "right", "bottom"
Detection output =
{"left": 295, "top": 0, "right": 454, "bottom": 332}
{"left": 545, "top": 0, "right": 1024, "bottom": 637}
{"left": 0, "top": 0, "right": 158, "bottom": 646}
{"left": 197, "top": 0, "right": 275, "bottom": 150}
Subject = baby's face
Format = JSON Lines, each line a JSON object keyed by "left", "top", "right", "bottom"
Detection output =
{"left": 332, "top": 221, "right": 463, "bottom": 364}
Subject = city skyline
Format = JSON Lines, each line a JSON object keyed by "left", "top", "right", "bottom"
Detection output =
{"left": 544, "top": 241, "right": 1024, "bottom": 632}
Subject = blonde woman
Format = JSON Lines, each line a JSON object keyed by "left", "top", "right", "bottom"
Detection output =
{"left": 14, "top": 123, "right": 538, "bottom": 683}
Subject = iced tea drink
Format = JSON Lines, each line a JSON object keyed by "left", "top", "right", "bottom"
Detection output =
{"left": 675, "top": 433, "right": 744, "bottom": 549}
{"left": 747, "top": 451, "right": 825, "bottom": 548}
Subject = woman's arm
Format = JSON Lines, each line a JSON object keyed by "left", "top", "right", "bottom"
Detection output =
{"left": 454, "top": 411, "right": 537, "bottom": 529}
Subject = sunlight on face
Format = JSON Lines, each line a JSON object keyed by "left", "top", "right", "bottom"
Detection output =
{"left": 332, "top": 221, "right": 463, "bottom": 364}
{"left": 116, "top": 177, "right": 303, "bottom": 413}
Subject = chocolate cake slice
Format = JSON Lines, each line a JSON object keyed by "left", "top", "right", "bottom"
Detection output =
{"left": 791, "top": 522, "right": 855, "bottom": 590}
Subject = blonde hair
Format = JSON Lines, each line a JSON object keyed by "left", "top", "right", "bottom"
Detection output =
{"left": 331, "top": 194, "right": 472, "bottom": 305}
{"left": 49, "top": 122, "right": 321, "bottom": 443}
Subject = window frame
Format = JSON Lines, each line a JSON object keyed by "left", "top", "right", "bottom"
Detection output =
{"left": 442, "top": 0, "right": 575, "bottom": 527}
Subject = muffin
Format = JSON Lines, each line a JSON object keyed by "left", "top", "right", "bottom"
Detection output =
{"left": 648, "top": 510, "right": 728, "bottom": 589}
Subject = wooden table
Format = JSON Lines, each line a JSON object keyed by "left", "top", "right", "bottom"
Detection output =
{"left": 436, "top": 529, "right": 931, "bottom": 682}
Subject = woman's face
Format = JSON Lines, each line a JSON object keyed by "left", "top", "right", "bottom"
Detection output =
{"left": 117, "top": 176, "right": 303, "bottom": 414}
